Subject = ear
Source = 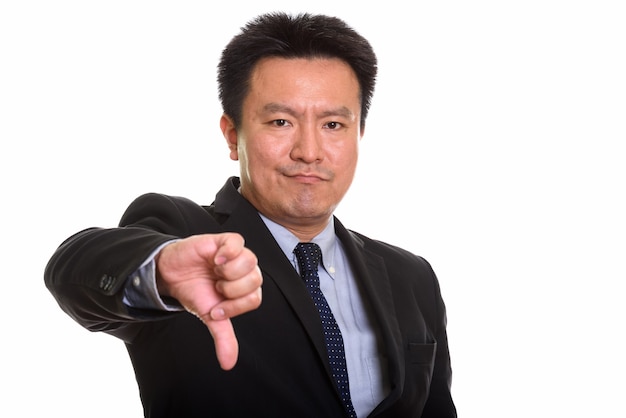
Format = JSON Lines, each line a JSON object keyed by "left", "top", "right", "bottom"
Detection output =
{"left": 220, "top": 114, "right": 239, "bottom": 161}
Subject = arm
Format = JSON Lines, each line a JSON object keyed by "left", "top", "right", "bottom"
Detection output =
{"left": 44, "top": 226, "right": 177, "bottom": 332}
{"left": 44, "top": 193, "right": 262, "bottom": 369}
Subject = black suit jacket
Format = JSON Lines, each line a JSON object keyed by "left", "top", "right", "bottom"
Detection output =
{"left": 45, "top": 177, "right": 456, "bottom": 417}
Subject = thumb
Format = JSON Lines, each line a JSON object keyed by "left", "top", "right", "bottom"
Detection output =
{"left": 204, "top": 317, "right": 239, "bottom": 370}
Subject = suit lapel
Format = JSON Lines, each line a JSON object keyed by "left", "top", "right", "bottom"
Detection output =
{"left": 334, "top": 218, "right": 405, "bottom": 410}
{"left": 244, "top": 218, "right": 331, "bottom": 370}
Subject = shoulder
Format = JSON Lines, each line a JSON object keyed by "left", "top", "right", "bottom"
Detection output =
{"left": 125, "top": 192, "right": 205, "bottom": 212}
{"left": 349, "top": 229, "right": 434, "bottom": 272}
{"left": 346, "top": 229, "right": 444, "bottom": 298}
{"left": 347, "top": 230, "right": 448, "bottom": 327}
{"left": 119, "top": 193, "right": 219, "bottom": 236}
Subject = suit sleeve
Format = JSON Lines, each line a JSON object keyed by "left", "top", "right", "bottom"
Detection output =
{"left": 43, "top": 193, "right": 207, "bottom": 340}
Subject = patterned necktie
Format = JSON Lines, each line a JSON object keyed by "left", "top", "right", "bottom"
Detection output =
{"left": 294, "top": 242, "right": 357, "bottom": 418}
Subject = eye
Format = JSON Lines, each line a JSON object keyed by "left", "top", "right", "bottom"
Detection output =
{"left": 272, "top": 119, "right": 289, "bottom": 127}
{"left": 324, "top": 121, "right": 342, "bottom": 130}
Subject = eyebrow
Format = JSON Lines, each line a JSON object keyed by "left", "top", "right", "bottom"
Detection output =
{"left": 263, "top": 102, "right": 355, "bottom": 120}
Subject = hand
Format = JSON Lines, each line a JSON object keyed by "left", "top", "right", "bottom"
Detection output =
{"left": 155, "top": 233, "right": 263, "bottom": 370}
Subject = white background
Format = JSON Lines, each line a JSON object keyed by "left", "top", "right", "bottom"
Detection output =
{"left": 2, "top": 1, "right": 625, "bottom": 416}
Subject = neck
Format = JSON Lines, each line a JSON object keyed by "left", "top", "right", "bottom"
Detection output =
{"left": 273, "top": 216, "right": 332, "bottom": 242}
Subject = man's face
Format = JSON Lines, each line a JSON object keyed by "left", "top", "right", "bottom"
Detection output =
{"left": 221, "top": 57, "right": 362, "bottom": 236}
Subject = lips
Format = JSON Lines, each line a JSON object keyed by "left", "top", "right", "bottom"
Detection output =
{"left": 288, "top": 173, "right": 325, "bottom": 183}
{"left": 281, "top": 166, "right": 333, "bottom": 182}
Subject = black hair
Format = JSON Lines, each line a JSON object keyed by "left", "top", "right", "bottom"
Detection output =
{"left": 217, "top": 12, "right": 377, "bottom": 130}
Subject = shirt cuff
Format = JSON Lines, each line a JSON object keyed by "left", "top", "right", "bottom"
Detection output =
{"left": 122, "top": 240, "right": 184, "bottom": 312}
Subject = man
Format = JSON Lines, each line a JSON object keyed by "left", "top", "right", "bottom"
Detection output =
{"left": 45, "top": 12, "right": 456, "bottom": 417}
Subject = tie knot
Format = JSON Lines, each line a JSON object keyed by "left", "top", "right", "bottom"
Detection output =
{"left": 294, "top": 242, "right": 322, "bottom": 274}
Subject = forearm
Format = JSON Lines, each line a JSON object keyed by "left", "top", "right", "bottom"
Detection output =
{"left": 44, "top": 226, "right": 179, "bottom": 333}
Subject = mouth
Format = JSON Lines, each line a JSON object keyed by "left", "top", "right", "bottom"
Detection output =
{"left": 286, "top": 173, "right": 326, "bottom": 184}
{"left": 281, "top": 166, "right": 333, "bottom": 183}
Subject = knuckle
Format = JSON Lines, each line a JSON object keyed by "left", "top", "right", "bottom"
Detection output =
{"left": 251, "top": 288, "right": 262, "bottom": 306}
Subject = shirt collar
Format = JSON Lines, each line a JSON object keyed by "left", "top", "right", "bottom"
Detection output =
{"left": 258, "top": 213, "right": 337, "bottom": 273}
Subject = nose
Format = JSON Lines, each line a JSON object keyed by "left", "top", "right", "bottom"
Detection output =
{"left": 290, "top": 125, "right": 324, "bottom": 163}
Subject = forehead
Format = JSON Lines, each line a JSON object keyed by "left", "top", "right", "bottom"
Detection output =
{"left": 246, "top": 57, "right": 361, "bottom": 105}
{"left": 252, "top": 56, "right": 357, "bottom": 85}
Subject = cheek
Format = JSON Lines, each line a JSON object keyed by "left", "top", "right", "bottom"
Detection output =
{"left": 331, "top": 141, "right": 359, "bottom": 168}
{"left": 243, "top": 140, "right": 284, "bottom": 172}
{"left": 257, "top": 138, "right": 293, "bottom": 161}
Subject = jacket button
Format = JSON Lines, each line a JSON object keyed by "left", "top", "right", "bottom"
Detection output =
{"left": 99, "top": 274, "right": 116, "bottom": 292}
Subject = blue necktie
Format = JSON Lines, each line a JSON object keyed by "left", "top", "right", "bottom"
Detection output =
{"left": 294, "top": 242, "right": 356, "bottom": 418}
